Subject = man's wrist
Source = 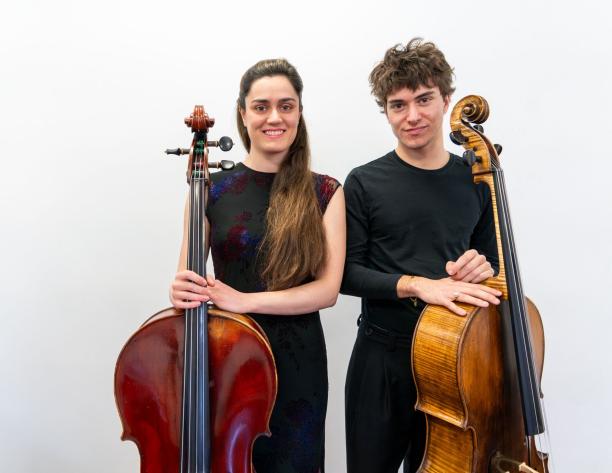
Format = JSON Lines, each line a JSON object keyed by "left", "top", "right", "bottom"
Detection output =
{"left": 397, "top": 275, "right": 422, "bottom": 299}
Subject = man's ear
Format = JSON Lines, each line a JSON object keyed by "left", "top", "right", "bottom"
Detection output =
{"left": 443, "top": 94, "right": 452, "bottom": 113}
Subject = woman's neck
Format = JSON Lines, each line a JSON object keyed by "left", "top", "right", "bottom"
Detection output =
{"left": 243, "top": 149, "right": 287, "bottom": 173}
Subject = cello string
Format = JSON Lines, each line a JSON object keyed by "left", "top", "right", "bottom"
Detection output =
{"left": 195, "top": 146, "right": 203, "bottom": 472}
{"left": 495, "top": 164, "right": 542, "bottom": 435}
{"left": 190, "top": 158, "right": 198, "bottom": 472}
{"left": 495, "top": 159, "right": 551, "bottom": 472}
{"left": 498, "top": 166, "right": 543, "bottom": 433}
{"left": 541, "top": 402, "right": 556, "bottom": 472}
{"left": 184, "top": 163, "right": 196, "bottom": 472}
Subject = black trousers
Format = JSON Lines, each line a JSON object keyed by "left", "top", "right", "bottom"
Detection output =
{"left": 345, "top": 317, "right": 425, "bottom": 473}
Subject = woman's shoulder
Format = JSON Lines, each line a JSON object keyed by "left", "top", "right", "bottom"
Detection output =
{"left": 311, "top": 172, "right": 341, "bottom": 214}
{"left": 208, "top": 162, "right": 251, "bottom": 205}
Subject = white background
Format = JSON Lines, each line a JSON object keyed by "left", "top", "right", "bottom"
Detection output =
{"left": 1, "top": 0, "right": 610, "bottom": 471}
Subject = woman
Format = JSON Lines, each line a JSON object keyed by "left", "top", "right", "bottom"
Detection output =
{"left": 170, "top": 58, "right": 345, "bottom": 473}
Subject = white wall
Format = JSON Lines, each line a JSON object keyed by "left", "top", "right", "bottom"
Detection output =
{"left": 1, "top": 1, "right": 610, "bottom": 471}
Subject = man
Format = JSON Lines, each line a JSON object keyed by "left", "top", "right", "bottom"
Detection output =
{"left": 341, "top": 38, "right": 502, "bottom": 473}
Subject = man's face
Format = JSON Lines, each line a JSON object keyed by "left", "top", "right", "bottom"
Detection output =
{"left": 385, "top": 85, "right": 450, "bottom": 152}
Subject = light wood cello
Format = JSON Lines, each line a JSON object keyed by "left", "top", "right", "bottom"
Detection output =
{"left": 412, "top": 95, "right": 552, "bottom": 473}
{"left": 114, "top": 106, "right": 277, "bottom": 472}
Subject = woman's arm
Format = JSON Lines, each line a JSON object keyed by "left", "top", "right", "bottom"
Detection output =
{"left": 203, "top": 188, "right": 346, "bottom": 315}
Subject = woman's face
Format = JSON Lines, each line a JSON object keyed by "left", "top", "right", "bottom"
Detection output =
{"left": 240, "top": 75, "right": 301, "bottom": 160}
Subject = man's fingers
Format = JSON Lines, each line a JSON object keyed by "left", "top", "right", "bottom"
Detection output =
{"left": 457, "top": 293, "right": 489, "bottom": 308}
{"left": 446, "top": 260, "right": 456, "bottom": 276}
{"left": 445, "top": 300, "right": 467, "bottom": 316}
{"left": 454, "top": 254, "right": 486, "bottom": 280}
{"left": 448, "top": 249, "right": 478, "bottom": 275}
{"left": 463, "top": 264, "right": 492, "bottom": 283}
{"left": 457, "top": 281, "right": 501, "bottom": 297}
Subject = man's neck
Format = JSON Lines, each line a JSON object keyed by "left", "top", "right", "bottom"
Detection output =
{"left": 395, "top": 140, "right": 449, "bottom": 170}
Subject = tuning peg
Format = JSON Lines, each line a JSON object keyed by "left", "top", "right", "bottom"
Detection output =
{"left": 472, "top": 124, "right": 484, "bottom": 133}
{"left": 494, "top": 144, "right": 502, "bottom": 155}
{"left": 165, "top": 148, "right": 190, "bottom": 156}
{"left": 218, "top": 136, "right": 233, "bottom": 152}
{"left": 209, "top": 160, "right": 235, "bottom": 170}
{"left": 208, "top": 136, "right": 234, "bottom": 152}
{"left": 463, "top": 149, "right": 480, "bottom": 166}
{"left": 449, "top": 131, "right": 467, "bottom": 145}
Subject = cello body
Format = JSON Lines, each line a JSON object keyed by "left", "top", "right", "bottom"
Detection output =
{"left": 413, "top": 300, "right": 546, "bottom": 472}
{"left": 114, "top": 106, "right": 277, "bottom": 473}
{"left": 115, "top": 307, "right": 277, "bottom": 473}
{"left": 412, "top": 96, "right": 550, "bottom": 473}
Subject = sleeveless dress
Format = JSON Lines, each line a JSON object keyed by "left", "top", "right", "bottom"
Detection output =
{"left": 207, "top": 162, "right": 340, "bottom": 473}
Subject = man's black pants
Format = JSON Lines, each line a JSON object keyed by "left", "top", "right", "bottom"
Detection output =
{"left": 345, "top": 317, "right": 425, "bottom": 473}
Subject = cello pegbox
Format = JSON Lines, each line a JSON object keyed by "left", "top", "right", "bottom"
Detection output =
{"left": 184, "top": 105, "right": 215, "bottom": 132}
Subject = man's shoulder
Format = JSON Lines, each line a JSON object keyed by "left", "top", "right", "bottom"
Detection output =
{"left": 346, "top": 151, "right": 397, "bottom": 182}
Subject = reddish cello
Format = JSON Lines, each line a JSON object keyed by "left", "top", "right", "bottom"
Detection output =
{"left": 114, "top": 106, "right": 277, "bottom": 473}
{"left": 412, "top": 96, "right": 553, "bottom": 472}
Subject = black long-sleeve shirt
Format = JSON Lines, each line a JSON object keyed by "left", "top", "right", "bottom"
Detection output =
{"left": 341, "top": 151, "right": 499, "bottom": 335}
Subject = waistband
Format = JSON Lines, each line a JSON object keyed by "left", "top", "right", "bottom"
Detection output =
{"left": 357, "top": 314, "right": 414, "bottom": 351}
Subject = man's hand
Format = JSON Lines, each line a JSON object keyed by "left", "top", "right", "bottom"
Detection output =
{"left": 446, "top": 249, "right": 495, "bottom": 284}
{"left": 397, "top": 274, "right": 501, "bottom": 316}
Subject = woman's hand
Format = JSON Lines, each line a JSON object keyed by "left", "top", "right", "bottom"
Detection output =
{"left": 169, "top": 270, "right": 210, "bottom": 309}
{"left": 201, "top": 275, "right": 253, "bottom": 314}
{"left": 446, "top": 249, "right": 495, "bottom": 284}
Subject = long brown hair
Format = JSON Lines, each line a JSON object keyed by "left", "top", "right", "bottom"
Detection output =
{"left": 236, "top": 58, "right": 326, "bottom": 291}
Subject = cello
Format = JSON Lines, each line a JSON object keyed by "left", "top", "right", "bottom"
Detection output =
{"left": 412, "top": 96, "right": 552, "bottom": 472}
{"left": 114, "top": 106, "right": 277, "bottom": 473}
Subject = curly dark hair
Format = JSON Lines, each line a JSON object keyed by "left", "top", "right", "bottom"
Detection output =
{"left": 369, "top": 38, "right": 455, "bottom": 109}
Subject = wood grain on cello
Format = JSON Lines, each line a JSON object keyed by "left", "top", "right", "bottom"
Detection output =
{"left": 412, "top": 96, "right": 552, "bottom": 473}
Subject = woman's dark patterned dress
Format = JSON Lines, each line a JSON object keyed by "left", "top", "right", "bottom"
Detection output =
{"left": 207, "top": 162, "right": 340, "bottom": 473}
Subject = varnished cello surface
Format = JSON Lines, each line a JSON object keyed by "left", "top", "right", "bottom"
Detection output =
{"left": 412, "top": 299, "right": 545, "bottom": 472}
{"left": 412, "top": 95, "right": 550, "bottom": 473}
{"left": 115, "top": 306, "right": 277, "bottom": 473}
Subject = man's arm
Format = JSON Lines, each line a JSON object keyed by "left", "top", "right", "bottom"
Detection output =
{"left": 341, "top": 171, "right": 501, "bottom": 316}
{"left": 340, "top": 171, "right": 402, "bottom": 299}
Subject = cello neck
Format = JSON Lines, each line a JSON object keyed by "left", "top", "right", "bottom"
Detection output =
{"left": 181, "top": 125, "right": 212, "bottom": 473}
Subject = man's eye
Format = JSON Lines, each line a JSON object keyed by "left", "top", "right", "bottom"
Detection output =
{"left": 390, "top": 103, "right": 404, "bottom": 110}
{"left": 419, "top": 97, "right": 432, "bottom": 104}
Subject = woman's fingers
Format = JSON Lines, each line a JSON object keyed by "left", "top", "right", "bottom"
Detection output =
{"left": 172, "top": 281, "right": 205, "bottom": 296}
{"left": 176, "top": 270, "right": 208, "bottom": 287}
{"left": 173, "top": 290, "right": 209, "bottom": 302}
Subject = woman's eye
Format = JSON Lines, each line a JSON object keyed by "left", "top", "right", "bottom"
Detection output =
{"left": 280, "top": 104, "right": 293, "bottom": 112}
{"left": 254, "top": 105, "right": 267, "bottom": 112}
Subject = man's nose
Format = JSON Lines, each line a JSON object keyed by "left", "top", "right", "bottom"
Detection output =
{"left": 405, "top": 105, "right": 420, "bottom": 123}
